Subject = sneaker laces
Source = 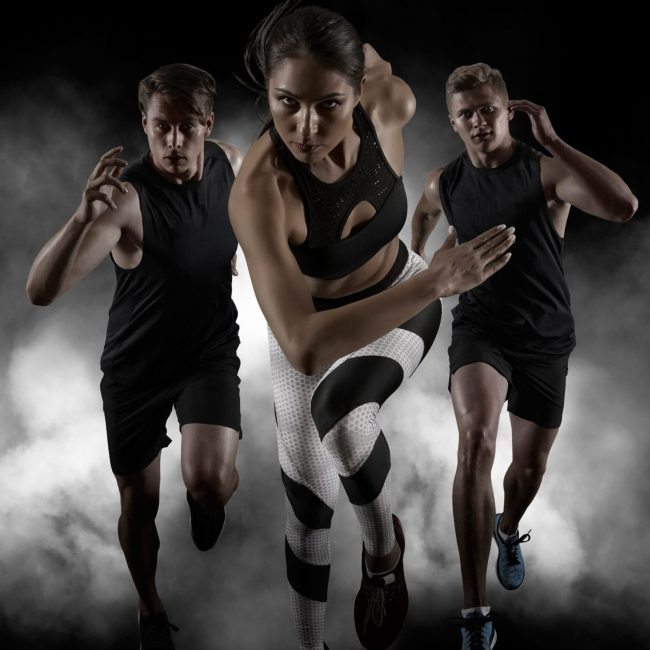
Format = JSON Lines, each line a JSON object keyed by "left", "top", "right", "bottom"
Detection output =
{"left": 504, "top": 529, "right": 531, "bottom": 567}
{"left": 445, "top": 613, "right": 494, "bottom": 650}
{"left": 363, "top": 573, "right": 396, "bottom": 631}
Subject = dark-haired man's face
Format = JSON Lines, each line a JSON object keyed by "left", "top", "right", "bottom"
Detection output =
{"left": 142, "top": 93, "right": 213, "bottom": 184}
{"left": 448, "top": 84, "right": 512, "bottom": 157}
{"left": 269, "top": 56, "right": 360, "bottom": 165}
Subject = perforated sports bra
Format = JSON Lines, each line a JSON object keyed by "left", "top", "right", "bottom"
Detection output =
{"left": 269, "top": 104, "right": 407, "bottom": 280}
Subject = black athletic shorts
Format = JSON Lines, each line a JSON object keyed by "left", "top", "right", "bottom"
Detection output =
{"left": 448, "top": 324, "right": 570, "bottom": 429}
{"left": 100, "top": 355, "right": 241, "bottom": 476}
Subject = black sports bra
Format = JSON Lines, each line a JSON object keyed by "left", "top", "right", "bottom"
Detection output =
{"left": 269, "top": 104, "right": 407, "bottom": 280}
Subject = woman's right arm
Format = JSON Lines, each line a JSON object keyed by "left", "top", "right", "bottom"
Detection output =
{"left": 27, "top": 146, "right": 135, "bottom": 305}
{"left": 230, "top": 168, "right": 515, "bottom": 375}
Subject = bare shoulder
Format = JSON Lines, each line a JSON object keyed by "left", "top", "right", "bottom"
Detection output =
{"left": 539, "top": 152, "right": 564, "bottom": 177}
{"left": 538, "top": 153, "right": 568, "bottom": 204}
{"left": 425, "top": 167, "right": 445, "bottom": 194}
{"left": 229, "top": 132, "right": 287, "bottom": 230}
{"left": 91, "top": 180, "right": 141, "bottom": 233}
{"left": 109, "top": 181, "right": 144, "bottom": 249}
{"left": 423, "top": 167, "right": 445, "bottom": 208}
{"left": 208, "top": 139, "right": 243, "bottom": 175}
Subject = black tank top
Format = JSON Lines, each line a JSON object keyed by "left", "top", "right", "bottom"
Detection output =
{"left": 269, "top": 104, "right": 407, "bottom": 280}
{"left": 439, "top": 141, "right": 575, "bottom": 355}
{"left": 101, "top": 141, "right": 239, "bottom": 384}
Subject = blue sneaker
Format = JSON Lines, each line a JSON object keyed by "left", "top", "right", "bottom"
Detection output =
{"left": 493, "top": 513, "right": 531, "bottom": 590}
{"left": 459, "top": 612, "right": 496, "bottom": 649}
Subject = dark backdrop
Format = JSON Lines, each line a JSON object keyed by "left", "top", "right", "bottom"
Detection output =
{"left": 1, "top": 2, "right": 647, "bottom": 649}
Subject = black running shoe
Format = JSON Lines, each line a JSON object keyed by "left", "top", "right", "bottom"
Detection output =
{"left": 138, "top": 610, "right": 178, "bottom": 650}
{"left": 186, "top": 490, "right": 226, "bottom": 551}
{"left": 354, "top": 514, "right": 408, "bottom": 649}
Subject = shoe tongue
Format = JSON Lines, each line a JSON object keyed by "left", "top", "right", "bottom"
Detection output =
{"left": 374, "top": 572, "right": 396, "bottom": 586}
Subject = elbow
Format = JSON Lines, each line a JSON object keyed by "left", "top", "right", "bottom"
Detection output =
{"left": 295, "top": 357, "right": 319, "bottom": 376}
{"left": 620, "top": 194, "right": 639, "bottom": 222}
{"left": 610, "top": 193, "right": 638, "bottom": 222}
{"left": 26, "top": 281, "right": 53, "bottom": 306}
{"left": 284, "top": 330, "right": 323, "bottom": 376}
{"left": 287, "top": 343, "right": 320, "bottom": 376}
{"left": 28, "top": 292, "right": 53, "bottom": 307}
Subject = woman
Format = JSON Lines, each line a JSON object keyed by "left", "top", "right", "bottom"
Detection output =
{"left": 229, "top": 3, "right": 514, "bottom": 649}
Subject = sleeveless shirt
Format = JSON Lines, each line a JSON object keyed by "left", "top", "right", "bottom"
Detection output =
{"left": 101, "top": 141, "right": 239, "bottom": 383}
{"left": 439, "top": 141, "right": 575, "bottom": 355}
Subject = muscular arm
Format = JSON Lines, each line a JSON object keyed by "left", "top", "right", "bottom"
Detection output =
{"left": 411, "top": 168, "right": 444, "bottom": 258}
{"left": 230, "top": 167, "right": 514, "bottom": 375}
{"left": 541, "top": 141, "right": 638, "bottom": 221}
{"left": 26, "top": 147, "right": 136, "bottom": 305}
{"left": 511, "top": 99, "right": 638, "bottom": 221}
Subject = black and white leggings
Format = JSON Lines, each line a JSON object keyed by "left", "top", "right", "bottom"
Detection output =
{"left": 269, "top": 245, "right": 441, "bottom": 649}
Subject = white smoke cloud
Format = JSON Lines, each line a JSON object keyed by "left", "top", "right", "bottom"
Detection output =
{"left": 0, "top": 322, "right": 129, "bottom": 638}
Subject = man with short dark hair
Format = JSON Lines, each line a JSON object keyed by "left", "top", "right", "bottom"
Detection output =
{"left": 411, "top": 62, "right": 637, "bottom": 649}
{"left": 27, "top": 63, "right": 244, "bottom": 650}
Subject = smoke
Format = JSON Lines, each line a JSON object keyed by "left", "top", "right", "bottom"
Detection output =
{"left": 1, "top": 323, "right": 128, "bottom": 637}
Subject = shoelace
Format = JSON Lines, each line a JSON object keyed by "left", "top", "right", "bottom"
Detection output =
{"left": 363, "top": 574, "right": 397, "bottom": 631}
{"left": 466, "top": 621, "right": 487, "bottom": 650}
{"left": 445, "top": 614, "right": 494, "bottom": 650}
{"left": 504, "top": 530, "right": 531, "bottom": 567}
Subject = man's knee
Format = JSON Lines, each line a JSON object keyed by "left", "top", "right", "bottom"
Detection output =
{"left": 513, "top": 460, "right": 547, "bottom": 484}
{"left": 118, "top": 482, "right": 160, "bottom": 523}
{"left": 185, "top": 464, "right": 238, "bottom": 507}
{"left": 457, "top": 426, "right": 497, "bottom": 477}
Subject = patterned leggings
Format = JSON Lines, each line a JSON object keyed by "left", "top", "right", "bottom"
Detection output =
{"left": 269, "top": 246, "right": 441, "bottom": 649}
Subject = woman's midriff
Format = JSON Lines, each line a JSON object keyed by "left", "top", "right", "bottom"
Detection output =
{"left": 303, "top": 237, "right": 400, "bottom": 300}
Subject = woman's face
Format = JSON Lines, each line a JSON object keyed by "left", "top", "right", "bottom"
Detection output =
{"left": 268, "top": 55, "right": 360, "bottom": 164}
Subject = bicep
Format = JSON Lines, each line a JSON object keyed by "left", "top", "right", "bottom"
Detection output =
{"left": 554, "top": 174, "right": 602, "bottom": 215}
{"left": 66, "top": 218, "right": 120, "bottom": 284}
{"left": 64, "top": 188, "right": 132, "bottom": 290}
